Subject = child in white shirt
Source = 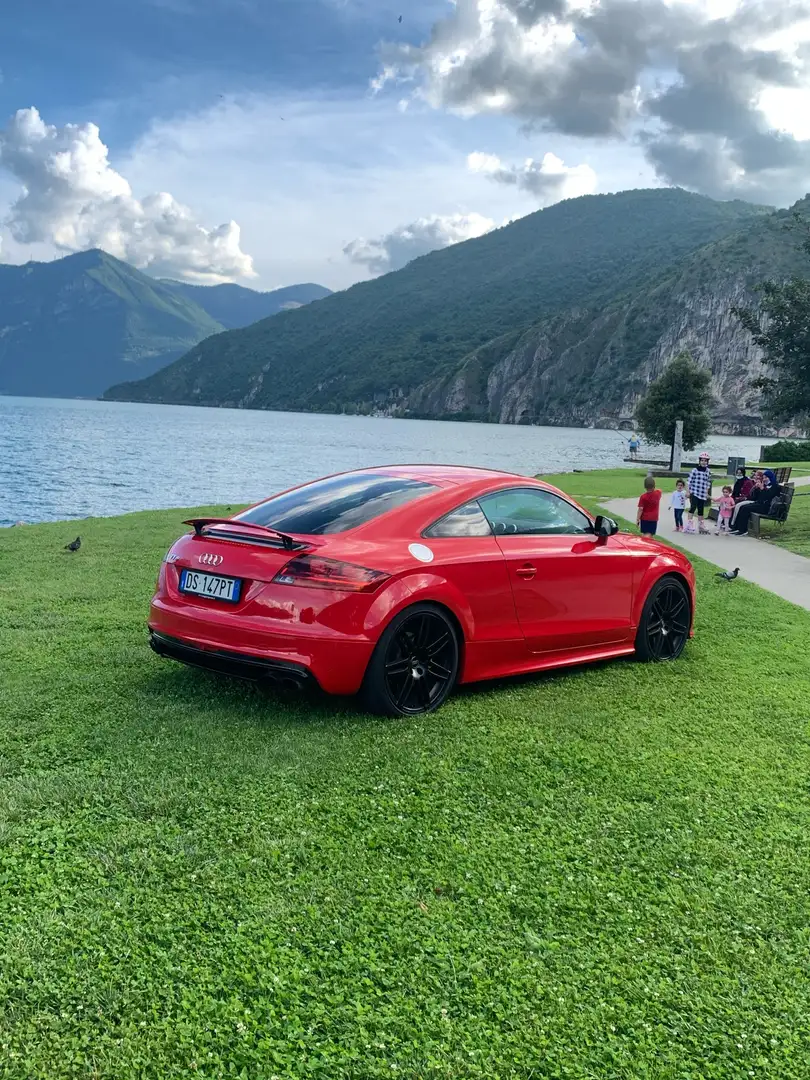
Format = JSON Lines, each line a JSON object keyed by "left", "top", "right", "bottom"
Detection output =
{"left": 669, "top": 480, "right": 687, "bottom": 532}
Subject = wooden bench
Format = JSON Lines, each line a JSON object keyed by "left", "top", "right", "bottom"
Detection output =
{"left": 748, "top": 483, "right": 795, "bottom": 537}
{"left": 762, "top": 467, "right": 794, "bottom": 484}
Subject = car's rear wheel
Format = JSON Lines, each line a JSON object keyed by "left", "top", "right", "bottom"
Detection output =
{"left": 361, "top": 604, "right": 460, "bottom": 717}
{"left": 635, "top": 576, "right": 691, "bottom": 662}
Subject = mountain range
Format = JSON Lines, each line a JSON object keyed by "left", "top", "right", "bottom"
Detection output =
{"left": 158, "top": 280, "right": 331, "bottom": 329}
{"left": 0, "top": 250, "right": 330, "bottom": 399}
{"left": 103, "top": 188, "right": 796, "bottom": 431}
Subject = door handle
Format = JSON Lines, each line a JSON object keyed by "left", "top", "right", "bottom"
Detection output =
{"left": 516, "top": 564, "right": 537, "bottom": 580}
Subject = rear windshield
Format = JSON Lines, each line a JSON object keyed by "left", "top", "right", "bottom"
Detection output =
{"left": 236, "top": 473, "right": 439, "bottom": 535}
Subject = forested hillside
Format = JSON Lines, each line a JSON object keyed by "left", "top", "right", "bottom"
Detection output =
{"left": 0, "top": 251, "right": 332, "bottom": 399}
{"left": 0, "top": 250, "right": 222, "bottom": 399}
{"left": 404, "top": 203, "right": 810, "bottom": 431}
{"left": 105, "top": 190, "right": 768, "bottom": 411}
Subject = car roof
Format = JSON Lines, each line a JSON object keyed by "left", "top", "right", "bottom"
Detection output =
{"left": 232, "top": 464, "right": 583, "bottom": 544}
{"left": 350, "top": 463, "right": 539, "bottom": 487}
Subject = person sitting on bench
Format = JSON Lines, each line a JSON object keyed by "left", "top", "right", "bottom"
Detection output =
{"left": 730, "top": 470, "right": 781, "bottom": 535}
{"left": 729, "top": 469, "right": 764, "bottom": 530}
{"left": 732, "top": 467, "right": 754, "bottom": 502}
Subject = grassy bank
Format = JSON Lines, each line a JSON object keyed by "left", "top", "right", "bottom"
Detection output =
{"left": 3, "top": 501, "right": 810, "bottom": 1078}
{"left": 542, "top": 468, "right": 652, "bottom": 500}
{"left": 759, "top": 460, "right": 810, "bottom": 476}
{"left": 757, "top": 492, "right": 810, "bottom": 557}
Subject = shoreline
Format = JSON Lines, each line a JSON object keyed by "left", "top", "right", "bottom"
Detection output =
{"left": 1, "top": 393, "right": 803, "bottom": 439}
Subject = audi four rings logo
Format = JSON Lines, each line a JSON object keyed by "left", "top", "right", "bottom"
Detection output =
{"left": 199, "top": 553, "right": 224, "bottom": 567}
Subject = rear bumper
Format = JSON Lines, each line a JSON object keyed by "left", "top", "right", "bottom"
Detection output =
{"left": 148, "top": 600, "right": 374, "bottom": 695}
{"left": 149, "top": 631, "right": 317, "bottom": 689}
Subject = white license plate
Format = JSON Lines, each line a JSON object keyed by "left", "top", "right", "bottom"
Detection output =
{"left": 179, "top": 569, "right": 242, "bottom": 603}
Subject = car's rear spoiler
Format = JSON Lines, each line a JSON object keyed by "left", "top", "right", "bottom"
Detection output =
{"left": 182, "top": 518, "right": 319, "bottom": 552}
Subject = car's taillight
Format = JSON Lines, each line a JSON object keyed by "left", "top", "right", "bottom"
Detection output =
{"left": 273, "top": 555, "right": 389, "bottom": 592}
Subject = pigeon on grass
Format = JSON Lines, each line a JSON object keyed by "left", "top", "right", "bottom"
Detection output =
{"left": 64, "top": 536, "right": 82, "bottom": 552}
{"left": 715, "top": 567, "right": 739, "bottom": 581}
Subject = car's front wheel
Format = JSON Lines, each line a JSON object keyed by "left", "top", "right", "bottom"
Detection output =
{"left": 635, "top": 575, "right": 691, "bottom": 662}
{"left": 361, "top": 603, "right": 460, "bottom": 716}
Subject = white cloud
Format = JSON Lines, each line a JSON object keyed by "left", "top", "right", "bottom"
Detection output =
{"left": 0, "top": 107, "right": 255, "bottom": 282}
{"left": 378, "top": 0, "right": 810, "bottom": 204}
{"left": 24, "top": 90, "right": 656, "bottom": 290}
{"left": 113, "top": 93, "right": 547, "bottom": 288}
{"left": 757, "top": 85, "right": 810, "bottom": 142}
{"left": 468, "top": 149, "right": 597, "bottom": 202}
{"left": 343, "top": 211, "right": 496, "bottom": 274}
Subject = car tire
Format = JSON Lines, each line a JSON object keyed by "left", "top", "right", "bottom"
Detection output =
{"left": 635, "top": 575, "right": 691, "bottom": 663}
{"left": 361, "top": 603, "right": 460, "bottom": 717}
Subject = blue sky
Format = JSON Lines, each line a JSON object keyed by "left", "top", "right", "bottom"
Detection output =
{"left": 1, "top": 0, "right": 805, "bottom": 290}
{"left": 1, "top": 0, "right": 442, "bottom": 141}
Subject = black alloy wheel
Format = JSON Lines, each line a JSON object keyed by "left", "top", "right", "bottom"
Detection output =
{"left": 636, "top": 577, "right": 691, "bottom": 662}
{"left": 362, "top": 604, "right": 460, "bottom": 716}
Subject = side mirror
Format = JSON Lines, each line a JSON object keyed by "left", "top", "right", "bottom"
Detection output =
{"left": 593, "top": 515, "right": 619, "bottom": 538}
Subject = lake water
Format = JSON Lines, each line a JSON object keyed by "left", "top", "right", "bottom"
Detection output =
{"left": 0, "top": 396, "right": 776, "bottom": 527}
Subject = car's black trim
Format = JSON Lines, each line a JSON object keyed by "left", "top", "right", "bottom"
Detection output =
{"left": 149, "top": 631, "right": 318, "bottom": 689}
{"left": 183, "top": 518, "right": 310, "bottom": 551}
{"left": 194, "top": 529, "right": 308, "bottom": 551}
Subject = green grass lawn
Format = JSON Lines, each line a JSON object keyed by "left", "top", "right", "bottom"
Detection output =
{"left": 3, "top": 507, "right": 810, "bottom": 1078}
{"left": 542, "top": 468, "right": 652, "bottom": 500}
{"left": 758, "top": 460, "right": 810, "bottom": 477}
{"left": 757, "top": 491, "right": 810, "bottom": 557}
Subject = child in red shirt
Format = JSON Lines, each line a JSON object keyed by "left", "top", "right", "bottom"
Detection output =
{"left": 637, "top": 475, "right": 662, "bottom": 536}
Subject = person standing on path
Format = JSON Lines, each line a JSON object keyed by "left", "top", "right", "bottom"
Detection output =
{"left": 686, "top": 452, "right": 712, "bottom": 534}
{"left": 669, "top": 479, "right": 688, "bottom": 532}
{"left": 637, "top": 475, "right": 662, "bottom": 536}
{"left": 712, "top": 486, "right": 736, "bottom": 535}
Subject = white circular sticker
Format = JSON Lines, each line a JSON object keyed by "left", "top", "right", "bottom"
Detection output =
{"left": 409, "top": 543, "right": 435, "bottom": 564}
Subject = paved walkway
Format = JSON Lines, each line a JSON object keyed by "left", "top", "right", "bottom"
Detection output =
{"left": 603, "top": 475, "right": 810, "bottom": 613}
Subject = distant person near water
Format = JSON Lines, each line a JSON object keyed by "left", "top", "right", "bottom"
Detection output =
{"left": 637, "top": 475, "right": 662, "bottom": 536}
{"left": 628, "top": 433, "right": 641, "bottom": 460}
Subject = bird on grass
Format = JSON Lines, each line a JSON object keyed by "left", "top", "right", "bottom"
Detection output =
{"left": 64, "top": 536, "right": 81, "bottom": 552}
{"left": 715, "top": 567, "right": 740, "bottom": 581}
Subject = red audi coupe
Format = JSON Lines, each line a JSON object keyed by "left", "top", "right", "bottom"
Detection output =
{"left": 149, "top": 465, "right": 695, "bottom": 716}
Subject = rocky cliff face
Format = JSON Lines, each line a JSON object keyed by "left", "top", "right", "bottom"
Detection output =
{"left": 640, "top": 280, "right": 768, "bottom": 427}
{"left": 402, "top": 273, "right": 787, "bottom": 436}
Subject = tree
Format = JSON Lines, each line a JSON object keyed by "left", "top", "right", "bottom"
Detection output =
{"left": 733, "top": 214, "right": 810, "bottom": 424}
{"left": 635, "top": 351, "right": 712, "bottom": 453}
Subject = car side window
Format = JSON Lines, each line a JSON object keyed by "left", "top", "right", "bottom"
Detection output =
{"left": 424, "top": 500, "right": 493, "bottom": 538}
{"left": 478, "top": 488, "right": 592, "bottom": 536}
